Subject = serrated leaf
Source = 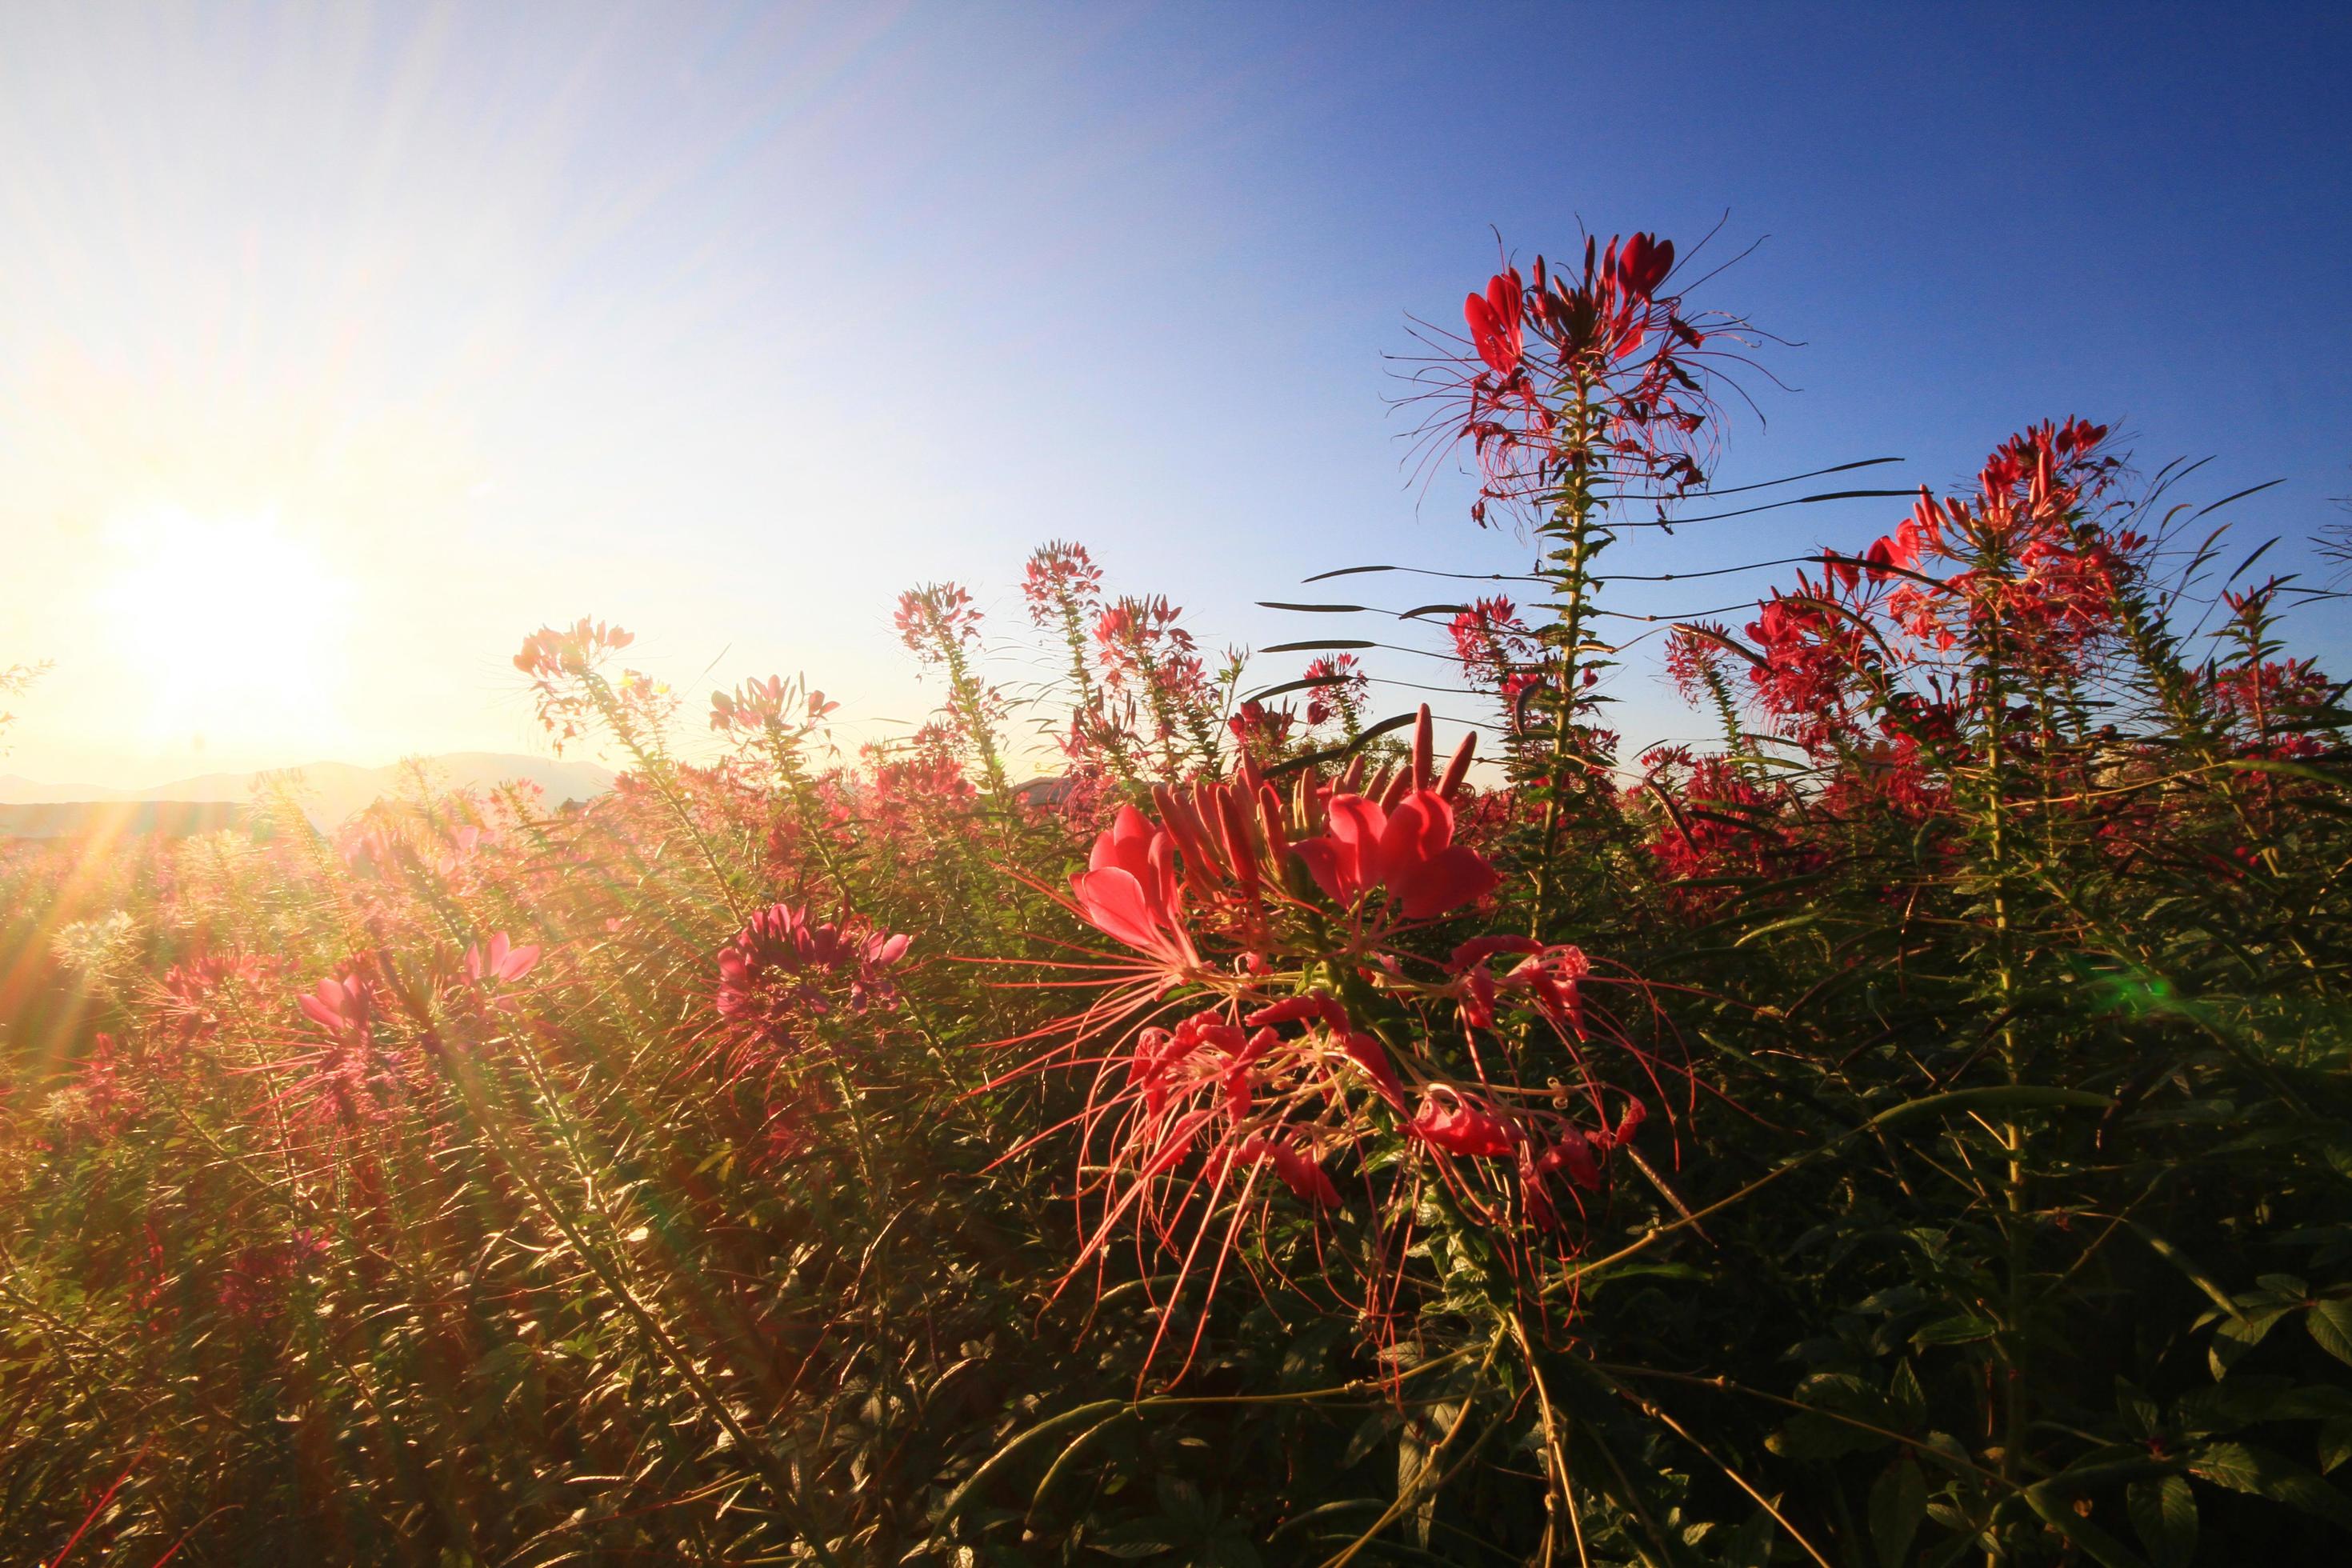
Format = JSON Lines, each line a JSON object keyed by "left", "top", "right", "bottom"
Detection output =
{"left": 2319, "top": 1417, "right": 2352, "bottom": 1475}
{"left": 2307, "top": 1300, "right": 2352, "bottom": 1366}
{"left": 1086, "top": 1527, "right": 1178, "bottom": 1559}
{"left": 1870, "top": 1458, "right": 1926, "bottom": 1566}
{"left": 2126, "top": 1475, "right": 2197, "bottom": 1568}
{"left": 1913, "top": 1314, "right": 1998, "bottom": 1347}
{"left": 2211, "top": 1308, "right": 2287, "bottom": 1378}
{"left": 2190, "top": 1440, "right": 2352, "bottom": 1532}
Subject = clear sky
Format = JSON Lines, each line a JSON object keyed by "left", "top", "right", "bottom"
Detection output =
{"left": 2, "top": 2, "right": 2346, "bottom": 787}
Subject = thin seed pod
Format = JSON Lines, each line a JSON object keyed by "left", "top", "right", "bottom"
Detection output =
{"left": 1213, "top": 786, "right": 1262, "bottom": 899}
{"left": 1292, "top": 768, "right": 1319, "bottom": 834}
{"left": 1438, "top": 730, "right": 1478, "bottom": 802}
{"left": 1234, "top": 751, "right": 1266, "bottom": 803}
{"left": 1154, "top": 783, "right": 1226, "bottom": 897}
{"left": 1258, "top": 782, "right": 1293, "bottom": 878}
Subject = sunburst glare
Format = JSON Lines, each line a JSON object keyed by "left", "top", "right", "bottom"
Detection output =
{"left": 98, "top": 508, "right": 350, "bottom": 752}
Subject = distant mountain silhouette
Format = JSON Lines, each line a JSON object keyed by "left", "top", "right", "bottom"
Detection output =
{"left": 0, "top": 752, "right": 616, "bottom": 825}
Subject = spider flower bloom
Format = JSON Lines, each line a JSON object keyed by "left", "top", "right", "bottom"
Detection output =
{"left": 464, "top": 932, "right": 541, "bottom": 986}
{"left": 298, "top": 975, "right": 374, "bottom": 1044}
{"left": 1410, "top": 230, "right": 1753, "bottom": 530}
{"left": 1022, "top": 540, "right": 1105, "bottom": 626}
{"left": 1070, "top": 805, "right": 1198, "bottom": 971}
{"left": 1291, "top": 789, "right": 1498, "bottom": 919}
{"left": 1229, "top": 1137, "right": 1342, "bottom": 1208}
{"left": 1226, "top": 698, "right": 1294, "bottom": 756}
{"left": 1410, "top": 1086, "right": 1519, "bottom": 1158}
{"left": 894, "top": 582, "right": 983, "bottom": 660}
{"left": 513, "top": 618, "right": 633, "bottom": 679}
{"left": 1300, "top": 653, "right": 1368, "bottom": 730}
{"left": 710, "top": 674, "right": 838, "bottom": 736}
{"left": 716, "top": 902, "right": 911, "bottom": 1034}
{"left": 1462, "top": 269, "right": 1525, "bottom": 374}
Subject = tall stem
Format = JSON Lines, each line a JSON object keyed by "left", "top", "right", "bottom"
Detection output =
{"left": 1530, "top": 383, "right": 1609, "bottom": 936}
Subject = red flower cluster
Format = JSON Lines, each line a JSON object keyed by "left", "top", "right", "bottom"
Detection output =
{"left": 1449, "top": 598, "right": 1540, "bottom": 718}
{"left": 1300, "top": 653, "right": 1367, "bottom": 731}
{"left": 1291, "top": 790, "right": 1498, "bottom": 919}
{"left": 1059, "top": 962, "right": 1646, "bottom": 1375}
{"left": 1061, "top": 708, "right": 1492, "bottom": 989}
{"left": 1419, "top": 232, "right": 1736, "bottom": 528}
{"left": 714, "top": 902, "right": 912, "bottom": 1042}
{"left": 1226, "top": 698, "right": 1296, "bottom": 759}
{"left": 514, "top": 618, "right": 634, "bottom": 680}
{"left": 1876, "top": 420, "right": 2136, "bottom": 662}
{"left": 1010, "top": 706, "right": 1666, "bottom": 1371}
{"left": 894, "top": 583, "right": 984, "bottom": 661}
{"left": 710, "top": 674, "right": 838, "bottom": 735}
{"left": 1638, "top": 750, "right": 1790, "bottom": 899}
{"left": 265, "top": 973, "right": 412, "bottom": 1130}
{"left": 1022, "top": 540, "right": 1104, "bottom": 627}
{"left": 513, "top": 618, "right": 653, "bottom": 753}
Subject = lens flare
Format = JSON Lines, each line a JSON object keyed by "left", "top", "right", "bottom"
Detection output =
{"left": 98, "top": 509, "right": 352, "bottom": 750}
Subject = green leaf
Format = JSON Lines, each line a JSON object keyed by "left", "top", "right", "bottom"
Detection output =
{"left": 2126, "top": 1475, "right": 2197, "bottom": 1568}
{"left": 2189, "top": 1440, "right": 2352, "bottom": 1532}
{"left": 2308, "top": 1300, "right": 2352, "bottom": 1367}
{"left": 1870, "top": 1458, "right": 1927, "bottom": 1567}
{"left": 1913, "top": 1314, "right": 1998, "bottom": 1347}
{"left": 2319, "top": 1417, "right": 2352, "bottom": 1476}
{"left": 1086, "top": 1521, "right": 1180, "bottom": 1558}
{"left": 2210, "top": 1307, "right": 2288, "bottom": 1378}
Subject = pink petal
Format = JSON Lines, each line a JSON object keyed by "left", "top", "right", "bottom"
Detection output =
{"left": 1070, "top": 867, "right": 1166, "bottom": 955}
{"left": 1342, "top": 1031, "right": 1408, "bottom": 1111}
{"left": 1394, "top": 845, "right": 1500, "bottom": 919}
{"left": 1293, "top": 838, "right": 1352, "bottom": 907}
{"left": 1376, "top": 790, "right": 1454, "bottom": 886}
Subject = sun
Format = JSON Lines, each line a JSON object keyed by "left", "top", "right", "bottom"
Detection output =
{"left": 99, "top": 509, "right": 353, "bottom": 752}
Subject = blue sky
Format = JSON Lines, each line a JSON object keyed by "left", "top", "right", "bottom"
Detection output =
{"left": 2, "top": 2, "right": 2346, "bottom": 783}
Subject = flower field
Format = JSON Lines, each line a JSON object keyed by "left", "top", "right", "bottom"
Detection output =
{"left": 6, "top": 234, "right": 2352, "bottom": 1566}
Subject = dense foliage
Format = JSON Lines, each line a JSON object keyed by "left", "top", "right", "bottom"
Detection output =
{"left": 6, "top": 234, "right": 2352, "bottom": 1566}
